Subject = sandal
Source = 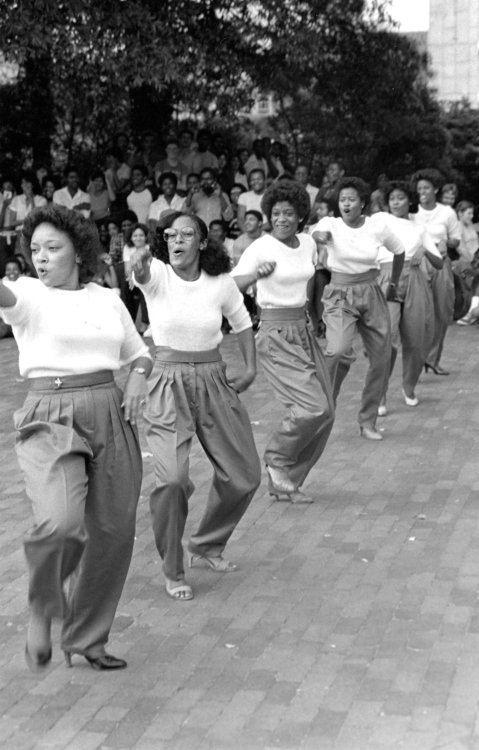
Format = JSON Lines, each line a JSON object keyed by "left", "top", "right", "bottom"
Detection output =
{"left": 187, "top": 551, "right": 238, "bottom": 572}
{"left": 165, "top": 579, "right": 194, "bottom": 601}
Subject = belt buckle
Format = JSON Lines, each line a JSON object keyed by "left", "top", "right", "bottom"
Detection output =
{"left": 54, "top": 377, "right": 63, "bottom": 390}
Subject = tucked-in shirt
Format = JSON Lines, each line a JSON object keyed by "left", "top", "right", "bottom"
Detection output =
{"left": 135, "top": 259, "right": 251, "bottom": 350}
{"left": 53, "top": 187, "right": 91, "bottom": 219}
{"left": 376, "top": 215, "right": 441, "bottom": 263}
{"left": 311, "top": 213, "right": 404, "bottom": 274}
{"left": 412, "top": 204, "right": 462, "bottom": 247}
{"left": 126, "top": 188, "right": 154, "bottom": 224}
{"left": 0, "top": 277, "right": 149, "bottom": 378}
{"left": 231, "top": 233, "right": 317, "bottom": 308}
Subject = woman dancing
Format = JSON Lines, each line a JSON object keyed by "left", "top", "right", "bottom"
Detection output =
{"left": 377, "top": 182, "right": 443, "bottom": 412}
{"left": 232, "top": 179, "right": 335, "bottom": 502}
{"left": 0, "top": 205, "right": 152, "bottom": 671}
{"left": 411, "top": 169, "right": 461, "bottom": 375}
{"left": 311, "top": 176, "right": 405, "bottom": 440}
{"left": 132, "top": 212, "right": 260, "bottom": 602}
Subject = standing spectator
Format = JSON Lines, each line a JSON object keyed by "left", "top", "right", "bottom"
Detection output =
{"left": 237, "top": 169, "right": 268, "bottom": 231}
{"left": 178, "top": 128, "right": 197, "bottom": 174}
{"left": 0, "top": 177, "right": 15, "bottom": 228}
{"left": 148, "top": 172, "right": 186, "bottom": 231}
{"left": 104, "top": 148, "right": 131, "bottom": 207}
{"left": 232, "top": 210, "right": 264, "bottom": 265}
{"left": 186, "top": 168, "right": 232, "bottom": 227}
{"left": 53, "top": 168, "right": 91, "bottom": 219}
{"left": 88, "top": 170, "right": 111, "bottom": 224}
{"left": 5, "top": 171, "right": 47, "bottom": 230}
{"left": 191, "top": 130, "right": 219, "bottom": 174}
{"left": 455, "top": 201, "right": 479, "bottom": 326}
{"left": 244, "top": 139, "right": 270, "bottom": 180}
{"left": 227, "top": 183, "right": 247, "bottom": 239}
{"left": 154, "top": 140, "right": 187, "bottom": 193}
{"left": 317, "top": 161, "right": 345, "bottom": 202}
{"left": 294, "top": 164, "right": 319, "bottom": 216}
{"left": 41, "top": 175, "right": 57, "bottom": 205}
{"left": 126, "top": 166, "right": 153, "bottom": 225}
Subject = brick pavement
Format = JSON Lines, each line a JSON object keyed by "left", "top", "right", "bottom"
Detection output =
{"left": 1, "top": 325, "right": 479, "bottom": 750}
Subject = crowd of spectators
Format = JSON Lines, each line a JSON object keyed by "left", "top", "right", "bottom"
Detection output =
{"left": 1, "top": 125, "right": 478, "bottom": 337}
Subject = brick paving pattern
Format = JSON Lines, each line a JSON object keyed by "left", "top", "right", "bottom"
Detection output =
{"left": 0, "top": 324, "right": 479, "bottom": 750}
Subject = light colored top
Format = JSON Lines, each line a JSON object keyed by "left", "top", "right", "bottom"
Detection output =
{"left": 126, "top": 188, "right": 153, "bottom": 224}
{"left": 232, "top": 231, "right": 264, "bottom": 265}
{"left": 458, "top": 224, "right": 479, "bottom": 263}
{"left": 412, "top": 204, "right": 462, "bottom": 246}
{"left": 8, "top": 194, "right": 47, "bottom": 227}
{"left": 189, "top": 192, "right": 229, "bottom": 226}
{"left": 306, "top": 184, "right": 319, "bottom": 207}
{"left": 376, "top": 215, "right": 441, "bottom": 263}
{"left": 148, "top": 194, "right": 186, "bottom": 222}
{"left": 232, "top": 233, "right": 317, "bottom": 308}
{"left": 237, "top": 190, "right": 267, "bottom": 223}
{"left": 0, "top": 277, "right": 149, "bottom": 378}
{"left": 53, "top": 187, "right": 91, "bottom": 219}
{"left": 311, "top": 213, "right": 404, "bottom": 273}
{"left": 135, "top": 259, "right": 251, "bottom": 350}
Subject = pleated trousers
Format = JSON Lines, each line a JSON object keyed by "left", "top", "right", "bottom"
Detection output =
{"left": 378, "top": 261, "right": 435, "bottom": 397}
{"left": 256, "top": 308, "right": 335, "bottom": 489}
{"left": 427, "top": 257, "right": 454, "bottom": 368}
{"left": 13, "top": 373, "right": 142, "bottom": 657}
{"left": 145, "top": 348, "right": 261, "bottom": 582}
{"left": 322, "top": 270, "right": 391, "bottom": 428}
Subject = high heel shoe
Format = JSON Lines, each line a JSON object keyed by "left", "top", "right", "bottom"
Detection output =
{"left": 360, "top": 425, "right": 383, "bottom": 441}
{"left": 186, "top": 550, "right": 238, "bottom": 572}
{"left": 64, "top": 651, "right": 127, "bottom": 670}
{"left": 424, "top": 363, "right": 449, "bottom": 376}
{"left": 25, "top": 644, "right": 52, "bottom": 672}
{"left": 402, "top": 389, "right": 419, "bottom": 407}
{"left": 266, "top": 467, "right": 314, "bottom": 503}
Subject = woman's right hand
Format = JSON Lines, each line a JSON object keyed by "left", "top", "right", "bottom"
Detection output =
{"left": 312, "top": 230, "right": 332, "bottom": 245}
{"left": 130, "top": 247, "right": 152, "bottom": 278}
{"left": 257, "top": 261, "right": 276, "bottom": 279}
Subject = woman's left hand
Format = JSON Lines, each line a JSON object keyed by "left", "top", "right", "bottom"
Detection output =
{"left": 230, "top": 369, "right": 256, "bottom": 393}
{"left": 122, "top": 373, "right": 149, "bottom": 424}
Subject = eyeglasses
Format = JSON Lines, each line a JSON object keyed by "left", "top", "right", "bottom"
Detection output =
{"left": 163, "top": 228, "right": 197, "bottom": 242}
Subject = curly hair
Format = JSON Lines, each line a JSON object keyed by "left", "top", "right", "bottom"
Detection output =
{"left": 336, "top": 176, "right": 371, "bottom": 206}
{"left": 385, "top": 180, "right": 412, "bottom": 203}
{"left": 153, "top": 212, "right": 231, "bottom": 276}
{"left": 413, "top": 168, "right": 444, "bottom": 191}
{"left": 125, "top": 223, "right": 150, "bottom": 247}
{"left": 21, "top": 205, "right": 100, "bottom": 282}
{"left": 260, "top": 179, "right": 311, "bottom": 231}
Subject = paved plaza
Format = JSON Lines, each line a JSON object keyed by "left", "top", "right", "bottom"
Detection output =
{"left": 1, "top": 325, "right": 479, "bottom": 750}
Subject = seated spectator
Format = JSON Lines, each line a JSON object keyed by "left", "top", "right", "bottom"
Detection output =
{"left": 231, "top": 152, "right": 248, "bottom": 190}
{"left": 41, "top": 175, "right": 58, "bottom": 205}
{"left": 88, "top": 169, "right": 111, "bottom": 224}
{"left": 53, "top": 167, "right": 91, "bottom": 218}
{"left": 126, "top": 165, "right": 153, "bottom": 224}
{"left": 228, "top": 183, "right": 247, "bottom": 239}
{"left": 191, "top": 129, "right": 219, "bottom": 174}
{"left": 154, "top": 139, "right": 187, "bottom": 192}
{"left": 107, "top": 217, "right": 124, "bottom": 263}
{"left": 294, "top": 164, "right": 319, "bottom": 214}
{"left": 208, "top": 219, "right": 234, "bottom": 261}
{"left": 148, "top": 172, "right": 185, "bottom": 231}
{"left": 237, "top": 168, "right": 268, "bottom": 231}
{"left": 186, "top": 172, "right": 201, "bottom": 198}
{"left": 0, "top": 178, "right": 15, "bottom": 228}
{"left": 5, "top": 171, "right": 47, "bottom": 230}
{"left": 186, "top": 168, "right": 232, "bottom": 226}
{"left": 98, "top": 221, "right": 110, "bottom": 252}
{"left": 105, "top": 147, "right": 131, "bottom": 206}
{"left": 439, "top": 182, "right": 459, "bottom": 208}
{"left": 178, "top": 128, "right": 197, "bottom": 174}
{"left": 3, "top": 257, "right": 22, "bottom": 282}
{"left": 232, "top": 210, "right": 264, "bottom": 265}
{"left": 316, "top": 160, "right": 345, "bottom": 202}
{"left": 131, "top": 131, "right": 162, "bottom": 184}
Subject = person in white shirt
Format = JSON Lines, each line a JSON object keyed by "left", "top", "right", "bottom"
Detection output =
{"left": 237, "top": 169, "right": 268, "bottom": 231}
{"left": 0, "top": 205, "right": 152, "bottom": 673}
{"left": 5, "top": 171, "right": 47, "bottom": 231}
{"left": 411, "top": 169, "right": 462, "bottom": 375}
{"left": 53, "top": 169, "right": 91, "bottom": 219}
{"left": 104, "top": 148, "right": 131, "bottom": 206}
{"left": 233, "top": 180, "right": 335, "bottom": 503}
{"left": 312, "top": 176, "right": 405, "bottom": 440}
{"left": 126, "top": 165, "right": 153, "bottom": 224}
{"left": 131, "top": 212, "right": 260, "bottom": 602}
{"left": 148, "top": 172, "right": 185, "bottom": 231}
{"left": 376, "top": 182, "right": 443, "bottom": 412}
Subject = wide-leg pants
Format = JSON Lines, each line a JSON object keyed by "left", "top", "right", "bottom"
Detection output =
{"left": 144, "top": 348, "right": 261, "bottom": 582}
{"left": 378, "top": 261, "right": 435, "bottom": 397}
{"left": 322, "top": 270, "right": 391, "bottom": 428}
{"left": 13, "top": 372, "right": 142, "bottom": 657}
{"left": 427, "top": 256, "right": 454, "bottom": 368}
{"left": 256, "top": 308, "right": 335, "bottom": 489}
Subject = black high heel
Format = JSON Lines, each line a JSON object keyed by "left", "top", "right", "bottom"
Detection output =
{"left": 64, "top": 651, "right": 127, "bottom": 670}
{"left": 424, "top": 363, "right": 449, "bottom": 376}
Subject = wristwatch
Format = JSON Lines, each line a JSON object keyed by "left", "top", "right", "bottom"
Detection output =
{"left": 132, "top": 367, "right": 147, "bottom": 375}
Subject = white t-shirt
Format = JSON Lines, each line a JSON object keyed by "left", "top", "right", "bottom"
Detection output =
{"left": 377, "top": 215, "right": 441, "bottom": 263}
{"left": 126, "top": 188, "right": 154, "bottom": 224}
{"left": 9, "top": 194, "right": 47, "bottom": 227}
{"left": 237, "top": 191, "right": 267, "bottom": 223}
{"left": 232, "top": 233, "right": 317, "bottom": 309}
{"left": 53, "top": 187, "right": 91, "bottom": 219}
{"left": 148, "top": 194, "right": 185, "bottom": 222}
{"left": 311, "top": 213, "right": 404, "bottom": 274}
{"left": 135, "top": 259, "right": 251, "bottom": 350}
{"left": 0, "top": 277, "right": 149, "bottom": 378}
{"left": 412, "top": 204, "right": 462, "bottom": 247}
